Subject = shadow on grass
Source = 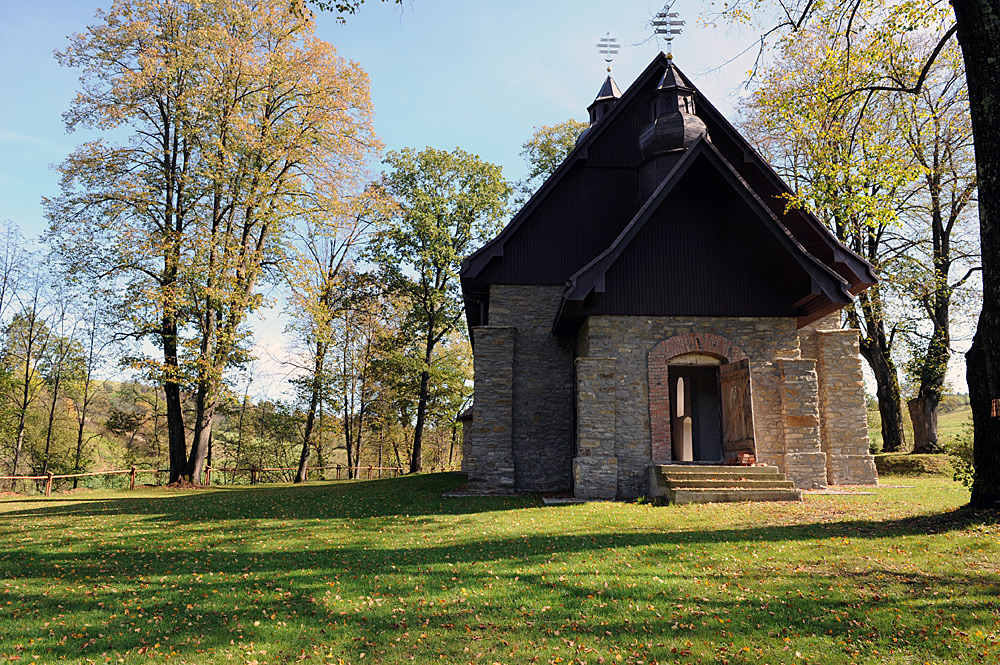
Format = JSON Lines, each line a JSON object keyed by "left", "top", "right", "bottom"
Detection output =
{"left": 0, "top": 472, "right": 537, "bottom": 522}
{"left": 1, "top": 472, "right": 995, "bottom": 540}
{"left": 2, "top": 516, "right": 997, "bottom": 662}
{"left": 2, "top": 473, "right": 998, "bottom": 662}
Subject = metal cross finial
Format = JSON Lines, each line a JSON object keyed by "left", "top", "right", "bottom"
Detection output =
{"left": 652, "top": 2, "right": 685, "bottom": 56}
{"left": 597, "top": 32, "right": 620, "bottom": 72}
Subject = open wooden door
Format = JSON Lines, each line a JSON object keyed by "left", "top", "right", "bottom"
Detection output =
{"left": 719, "top": 359, "right": 756, "bottom": 461}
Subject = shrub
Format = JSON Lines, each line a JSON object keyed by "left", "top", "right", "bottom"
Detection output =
{"left": 943, "top": 423, "right": 975, "bottom": 490}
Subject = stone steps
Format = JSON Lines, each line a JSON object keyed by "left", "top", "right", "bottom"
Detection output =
{"left": 663, "top": 478, "right": 796, "bottom": 489}
{"left": 648, "top": 465, "right": 803, "bottom": 504}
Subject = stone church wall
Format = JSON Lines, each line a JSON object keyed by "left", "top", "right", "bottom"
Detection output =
{"left": 798, "top": 316, "right": 878, "bottom": 485}
{"left": 462, "top": 326, "right": 515, "bottom": 491}
{"left": 465, "top": 285, "right": 575, "bottom": 492}
{"left": 465, "top": 305, "right": 876, "bottom": 497}
{"left": 576, "top": 316, "right": 830, "bottom": 498}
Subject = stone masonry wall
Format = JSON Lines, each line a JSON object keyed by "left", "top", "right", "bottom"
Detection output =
{"left": 462, "top": 326, "right": 515, "bottom": 492}
{"left": 778, "top": 358, "right": 828, "bottom": 488}
{"left": 574, "top": 357, "right": 618, "bottom": 499}
{"left": 812, "top": 329, "right": 878, "bottom": 485}
{"left": 577, "top": 316, "right": 819, "bottom": 498}
{"left": 488, "top": 285, "right": 575, "bottom": 492}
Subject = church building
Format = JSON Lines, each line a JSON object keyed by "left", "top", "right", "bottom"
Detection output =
{"left": 459, "top": 53, "right": 879, "bottom": 500}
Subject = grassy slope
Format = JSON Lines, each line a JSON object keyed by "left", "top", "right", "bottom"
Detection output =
{"left": 869, "top": 405, "right": 972, "bottom": 452}
{"left": 0, "top": 474, "right": 997, "bottom": 665}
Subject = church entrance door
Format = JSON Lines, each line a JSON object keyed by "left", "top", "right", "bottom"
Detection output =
{"left": 648, "top": 333, "right": 757, "bottom": 465}
{"left": 668, "top": 365, "right": 723, "bottom": 462}
{"left": 719, "top": 358, "right": 756, "bottom": 461}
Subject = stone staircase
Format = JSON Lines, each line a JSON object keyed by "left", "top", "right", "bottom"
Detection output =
{"left": 647, "top": 465, "right": 802, "bottom": 504}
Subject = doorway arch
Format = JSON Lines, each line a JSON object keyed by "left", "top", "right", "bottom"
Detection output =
{"left": 648, "top": 333, "right": 750, "bottom": 463}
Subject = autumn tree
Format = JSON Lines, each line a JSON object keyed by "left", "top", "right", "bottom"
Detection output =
{"left": 742, "top": 22, "right": 916, "bottom": 452}
{"left": 37, "top": 290, "right": 85, "bottom": 477}
{"left": 47, "top": 0, "right": 378, "bottom": 483}
{"left": 1, "top": 277, "right": 51, "bottom": 484}
{"left": 368, "top": 147, "right": 510, "bottom": 473}
{"left": 894, "top": 42, "right": 979, "bottom": 453}
{"left": 715, "top": 0, "right": 1000, "bottom": 506}
{"left": 285, "top": 190, "right": 386, "bottom": 483}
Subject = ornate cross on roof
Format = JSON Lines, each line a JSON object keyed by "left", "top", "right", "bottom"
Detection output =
{"left": 597, "top": 32, "right": 620, "bottom": 73}
{"left": 652, "top": 2, "right": 686, "bottom": 57}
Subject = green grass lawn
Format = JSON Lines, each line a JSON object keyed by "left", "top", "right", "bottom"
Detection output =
{"left": 938, "top": 407, "right": 973, "bottom": 441}
{"left": 1, "top": 474, "right": 997, "bottom": 665}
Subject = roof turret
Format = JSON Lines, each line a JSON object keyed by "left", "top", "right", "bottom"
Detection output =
{"left": 587, "top": 74, "right": 622, "bottom": 124}
{"left": 638, "top": 59, "right": 709, "bottom": 159}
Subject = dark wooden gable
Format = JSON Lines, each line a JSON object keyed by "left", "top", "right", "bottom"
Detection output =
{"left": 553, "top": 140, "right": 854, "bottom": 334}
{"left": 461, "top": 53, "right": 875, "bottom": 332}
{"left": 462, "top": 58, "right": 666, "bottom": 291}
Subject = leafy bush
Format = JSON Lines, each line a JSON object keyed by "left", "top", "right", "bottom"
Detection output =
{"left": 943, "top": 423, "right": 975, "bottom": 489}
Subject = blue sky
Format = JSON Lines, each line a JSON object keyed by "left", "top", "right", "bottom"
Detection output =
{"left": 0, "top": 1, "right": 767, "bottom": 396}
{"left": 0, "top": 0, "right": 758, "bottom": 242}
{"left": 6, "top": 1, "right": 948, "bottom": 396}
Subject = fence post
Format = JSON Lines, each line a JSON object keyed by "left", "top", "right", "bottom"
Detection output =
{"left": 205, "top": 466, "right": 211, "bottom": 486}
{"left": 45, "top": 472, "right": 53, "bottom": 498}
{"left": 336, "top": 464, "right": 341, "bottom": 480}
{"left": 129, "top": 466, "right": 136, "bottom": 491}
{"left": 367, "top": 465, "right": 372, "bottom": 479}
{"left": 304, "top": 463, "right": 308, "bottom": 482}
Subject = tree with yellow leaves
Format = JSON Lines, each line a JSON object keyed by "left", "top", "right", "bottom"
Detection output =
{"left": 742, "top": 19, "right": 917, "bottom": 453}
{"left": 46, "top": 0, "right": 379, "bottom": 483}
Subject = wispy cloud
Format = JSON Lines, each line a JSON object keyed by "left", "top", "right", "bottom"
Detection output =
{"left": 0, "top": 172, "right": 18, "bottom": 187}
{"left": 0, "top": 127, "right": 58, "bottom": 151}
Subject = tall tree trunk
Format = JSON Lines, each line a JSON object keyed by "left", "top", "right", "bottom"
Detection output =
{"left": 163, "top": 366, "right": 187, "bottom": 484}
{"left": 42, "top": 368, "right": 63, "bottom": 477}
{"left": 162, "top": 106, "right": 188, "bottom": 485}
{"left": 233, "top": 393, "right": 249, "bottom": 484}
{"left": 344, "top": 385, "right": 354, "bottom": 479}
{"left": 11, "top": 321, "right": 39, "bottom": 489}
{"left": 72, "top": 417, "right": 85, "bottom": 490}
{"left": 410, "top": 328, "right": 435, "bottom": 474}
{"left": 954, "top": 0, "right": 1000, "bottom": 508}
{"left": 410, "top": 367, "right": 430, "bottom": 474}
{"left": 864, "top": 343, "right": 907, "bottom": 453}
{"left": 449, "top": 421, "right": 457, "bottom": 468}
{"left": 316, "top": 399, "right": 326, "bottom": 469}
{"left": 910, "top": 324, "right": 949, "bottom": 454}
{"left": 353, "top": 403, "right": 366, "bottom": 473}
{"left": 847, "top": 294, "right": 907, "bottom": 452}
{"left": 296, "top": 341, "right": 326, "bottom": 483}
{"left": 187, "top": 371, "right": 217, "bottom": 483}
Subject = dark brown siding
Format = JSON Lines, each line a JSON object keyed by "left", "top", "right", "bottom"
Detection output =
{"left": 479, "top": 165, "right": 640, "bottom": 285}
{"left": 585, "top": 181, "right": 794, "bottom": 317}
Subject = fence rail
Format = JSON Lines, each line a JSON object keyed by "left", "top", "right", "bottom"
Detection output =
{"left": 0, "top": 464, "right": 457, "bottom": 497}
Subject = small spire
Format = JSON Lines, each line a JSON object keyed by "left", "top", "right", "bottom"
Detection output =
{"left": 652, "top": 2, "right": 685, "bottom": 57}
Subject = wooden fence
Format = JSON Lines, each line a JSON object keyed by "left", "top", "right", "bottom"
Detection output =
{"left": 0, "top": 464, "right": 457, "bottom": 497}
